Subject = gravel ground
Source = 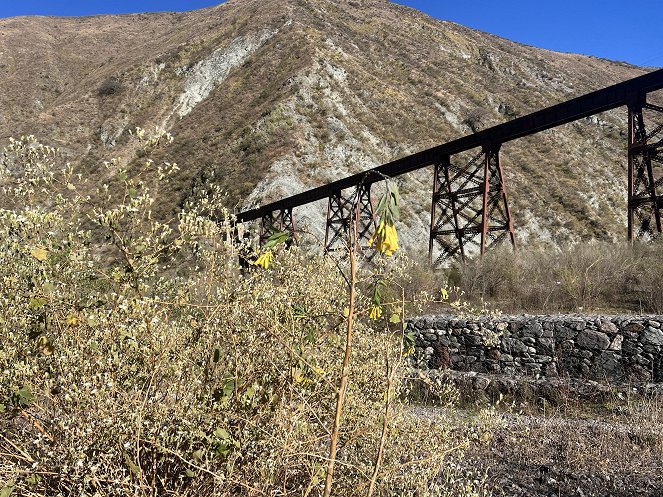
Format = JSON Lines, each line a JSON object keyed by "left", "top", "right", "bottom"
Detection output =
{"left": 412, "top": 394, "right": 663, "bottom": 496}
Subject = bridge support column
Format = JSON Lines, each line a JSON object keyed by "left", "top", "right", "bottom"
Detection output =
{"left": 429, "top": 145, "right": 516, "bottom": 267}
{"left": 260, "top": 208, "right": 296, "bottom": 245}
{"left": 324, "top": 183, "right": 376, "bottom": 254}
{"left": 628, "top": 96, "right": 663, "bottom": 241}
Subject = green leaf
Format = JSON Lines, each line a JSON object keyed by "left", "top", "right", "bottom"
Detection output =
{"left": 245, "top": 384, "right": 257, "bottom": 402}
{"left": 213, "top": 427, "right": 230, "bottom": 440}
{"left": 376, "top": 195, "right": 387, "bottom": 216}
{"left": 29, "top": 297, "right": 47, "bottom": 311}
{"left": 222, "top": 377, "right": 235, "bottom": 397}
{"left": 389, "top": 313, "right": 401, "bottom": 324}
{"left": 192, "top": 449, "right": 205, "bottom": 462}
{"left": 262, "top": 231, "right": 289, "bottom": 249}
{"left": 291, "top": 304, "right": 307, "bottom": 319}
{"left": 25, "top": 474, "right": 41, "bottom": 486}
{"left": 42, "top": 282, "right": 56, "bottom": 294}
{"left": 13, "top": 386, "right": 34, "bottom": 407}
{"left": 185, "top": 469, "right": 195, "bottom": 478}
{"left": 404, "top": 331, "right": 416, "bottom": 348}
{"left": 0, "top": 480, "right": 15, "bottom": 497}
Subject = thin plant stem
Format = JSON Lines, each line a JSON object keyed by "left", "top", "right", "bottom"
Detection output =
{"left": 367, "top": 288, "right": 405, "bottom": 497}
{"left": 323, "top": 201, "right": 360, "bottom": 497}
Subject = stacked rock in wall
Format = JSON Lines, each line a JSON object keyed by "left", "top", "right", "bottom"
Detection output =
{"left": 408, "top": 315, "right": 663, "bottom": 383}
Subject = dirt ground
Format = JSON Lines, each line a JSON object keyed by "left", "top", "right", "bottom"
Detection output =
{"left": 415, "top": 388, "right": 663, "bottom": 496}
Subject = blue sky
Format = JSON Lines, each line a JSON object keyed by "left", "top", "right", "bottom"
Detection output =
{"left": 1, "top": 1, "right": 661, "bottom": 68}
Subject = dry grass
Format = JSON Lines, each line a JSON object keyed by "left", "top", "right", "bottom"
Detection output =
{"left": 444, "top": 242, "right": 663, "bottom": 314}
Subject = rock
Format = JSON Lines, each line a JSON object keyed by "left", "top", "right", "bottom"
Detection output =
{"left": 642, "top": 327, "right": 663, "bottom": 346}
{"left": 575, "top": 349, "right": 593, "bottom": 359}
{"left": 523, "top": 321, "right": 544, "bottom": 337}
{"left": 554, "top": 325, "right": 577, "bottom": 342}
{"left": 609, "top": 335, "right": 623, "bottom": 351}
{"left": 622, "top": 339, "right": 642, "bottom": 355}
{"left": 598, "top": 319, "right": 618, "bottom": 334}
{"left": 592, "top": 351, "right": 623, "bottom": 381}
{"left": 569, "top": 320, "right": 586, "bottom": 331}
{"left": 473, "top": 376, "right": 491, "bottom": 390}
{"left": 545, "top": 362, "right": 559, "bottom": 377}
{"left": 624, "top": 322, "right": 645, "bottom": 333}
{"left": 558, "top": 339, "right": 575, "bottom": 353}
{"left": 576, "top": 330, "right": 610, "bottom": 350}
{"left": 628, "top": 363, "right": 652, "bottom": 382}
{"left": 503, "top": 338, "right": 528, "bottom": 355}
{"left": 538, "top": 337, "right": 554, "bottom": 355}
{"left": 487, "top": 348, "right": 501, "bottom": 360}
{"left": 499, "top": 354, "right": 514, "bottom": 362}
{"left": 647, "top": 320, "right": 661, "bottom": 329}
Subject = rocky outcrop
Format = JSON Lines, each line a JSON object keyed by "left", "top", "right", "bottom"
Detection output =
{"left": 409, "top": 314, "right": 663, "bottom": 383}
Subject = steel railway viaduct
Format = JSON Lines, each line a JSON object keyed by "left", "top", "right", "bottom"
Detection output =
{"left": 236, "top": 69, "right": 663, "bottom": 265}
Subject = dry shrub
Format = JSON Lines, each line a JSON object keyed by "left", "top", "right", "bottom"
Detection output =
{"left": 0, "top": 134, "right": 488, "bottom": 496}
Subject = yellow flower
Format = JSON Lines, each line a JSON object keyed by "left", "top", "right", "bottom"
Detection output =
{"left": 369, "top": 221, "right": 399, "bottom": 256}
{"left": 30, "top": 246, "right": 49, "bottom": 262}
{"left": 369, "top": 305, "right": 382, "bottom": 320}
{"left": 441, "top": 288, "right": 449, "bottom": 301}
{"left": 254, "top": 250, "right": 273, "bottom": 269}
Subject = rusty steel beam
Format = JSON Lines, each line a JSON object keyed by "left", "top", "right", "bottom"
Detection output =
{"left": 324, "top": 184, "right": 376, "bottom": 254}
{"left": 628, "top": 97, "right": 663, "bottom": 240}
{"left": 259, "top": 208, "right": 296, "bottom": 245}
{"left": 237, "top": 68, "right": 663, "bottom": 224}
{"left": 429, "top": 146, "right": 516, "bottom": 266}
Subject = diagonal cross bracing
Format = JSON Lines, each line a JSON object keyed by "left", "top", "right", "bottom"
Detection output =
{"left": 324, "top": 184, "right": 376, "bottom": 254}
{"left": 628, "top": 97, "right": 663, "bottom": 239}
{"left": 260, "top": 208, "right": 296, "bottom": 245}
{"left": 429, "top": 147, "right": 516, "bottom": 266}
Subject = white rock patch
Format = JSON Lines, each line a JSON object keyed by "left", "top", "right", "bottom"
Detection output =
{"left": 173, "top": 29, "right": 276, "bottom": 118}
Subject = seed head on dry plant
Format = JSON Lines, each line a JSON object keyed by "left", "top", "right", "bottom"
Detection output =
{"left": 0, "top": 132, "right": 490, "bottom": 496}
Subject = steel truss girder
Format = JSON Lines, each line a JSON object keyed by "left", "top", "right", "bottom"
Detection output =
{"left": 324, "top": 183, "right": 376, "bottom": 254}
{"left": 628, "top": 96, "right": 663, "bottom": 240}
{"left": 429, "top": 146, "right": 516, "bottom": 267}
{"left": 260, "top": 208, "right": 296, "bottom": 245}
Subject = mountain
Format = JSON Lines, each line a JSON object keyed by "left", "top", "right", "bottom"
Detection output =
{"left": 0, "top": 0, "right": 657, "bottom": 252}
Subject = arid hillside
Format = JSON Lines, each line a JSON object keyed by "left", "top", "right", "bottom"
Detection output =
{"left": 0, "top": 0, "right": 659, "bottom": 250}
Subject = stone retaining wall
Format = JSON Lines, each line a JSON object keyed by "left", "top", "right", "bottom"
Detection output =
{"left": 408, "top": 315, "right": 663, "bottom": 383}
